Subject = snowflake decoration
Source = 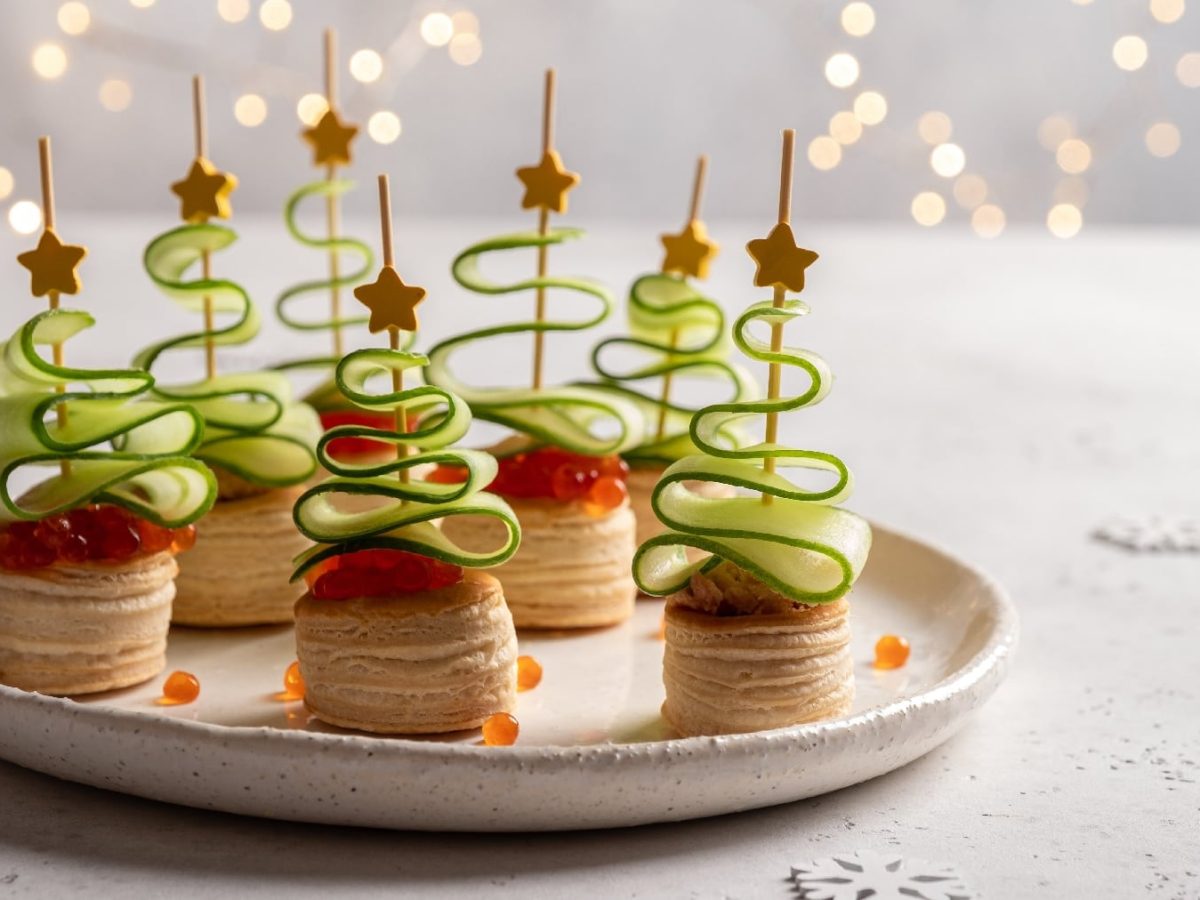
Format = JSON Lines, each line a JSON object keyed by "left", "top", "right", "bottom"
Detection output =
{"left": 1092, "top": 515, "right": 1200, "bottom": 553}
{"left": 791, "top": 850, "right": 971, "bottom": 900}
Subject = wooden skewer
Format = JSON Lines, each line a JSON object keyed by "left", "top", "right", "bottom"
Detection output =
{"left": 655, "top": 154, "right": 709, "bottom": 441}
{"left": 38, "top": 137, "right": 70, "bottom": 478}
{"left": 530, "top": 68, "right": 555, "bottom": 391}
{"left": 377, "top": 174, "right": 408, "bottom": 485}
{"left": 324, "top": 28, "right": 344, "bottom": 358}
{"left": 192, "top": 75, "right": 217, "bottom": 382}
{"left": 762, "top": 129, "right": 795, "bottom": 506}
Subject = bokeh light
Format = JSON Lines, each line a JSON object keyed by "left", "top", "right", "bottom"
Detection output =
{"left": 234, "top": 93, "right": 268, "bottom": 127}
{"left": 1047, "top": 203, "right": 1083, "bottom": 239}
{"left": 1176, "top": 52, "right": 1200, "bottom": 88}
{"left": 1150, "top": 0, "right": 1185, "bottom": 23}
{"left": 824, "top": 53, "right": 860, "bottom": 88}
{"left": 1145, "top": 122, "right": 1181, "bottom": 158}
{"left": 368, "top": 111, "right": 402, "bottom": 144}
{"left": 449, "top": 33, "right": 482, "bottom": 65}
{"left": 917, "top": 111, "right": 952, "bottom": 145}
{"left": 218, "top": 0, "right": 250, "bottom": 23}
{"left": 259, "top": 0, "right": 292, "bottom": 30}
{"left": 852, "top": 90, "right": 887, "bottom": 125}
{"left": 930, "top": 143, "right": 966, "bottom": 178}
{"left": 349, "top": 49, "right": 383, "bottom": 83}
{"left": 807, "top": 136, "right": 842, "bottom": 171}
{"left": 451, "top": 10, "right": 479, "bottom": 35}
{"left": 296, "top": 93, "right": 328, "bottom": 126}
{"left": 421, "top": 12, "right": 454, "bottom": 46}
{"left": 32, "top": 44, "right": 68, "bottom": 80}
{"left": 829, "top": 111, "right": 863, "bottom": 145}
{"left": 9, "top": 201, "right": 42, "bottom": 235}
{"left": 911, "top": 191, "right": 946, "bottom": 227}
{"left": 1037, "top": 115, "right": 1074, "bottom": 151}
{"left": 953, "top": 174, "right": 988, "bottom": 209}
{"left": 1055, "top": 138, "right": 1092, "bottom": 174}
{"left": 129, "top": 0, "right": 155, "bottom": 7}
{"left": 971, "top": 204, "right": 1006, "bottom": 239}
{"left": 0, "top": 168, "right": 13, "bottom": 201}
{"left": 99, "top": 79, "right": 133, "bottom": 112}
{"left": 841, "top": 2, "right": 875, "bottom": 37}
{"left": 1112, "top": 35, "right": 1148, "bottom": 71}
{"left": 57, "top": 2, "right": 91, "bottom": 35}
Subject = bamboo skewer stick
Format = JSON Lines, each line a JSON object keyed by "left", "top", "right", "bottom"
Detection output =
{"left": 762, "top": 129, "right": 795, "bottom": 506}
{"left": 192, "top": 75, "right": 218, "bottom": 382}
{"left": 530, "top": 68, "right": 556, "bottom": 391}
{"left": 38, "top": 137, "right": 71, "bottom": 478}
{"left": 324, "top": 28, "right": 344, "bottom": 359}
{"left": 377, "top": 175, "right": 408, "bottom": 485}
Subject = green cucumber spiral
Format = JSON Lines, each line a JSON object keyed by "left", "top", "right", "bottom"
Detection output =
{"left": 633, "top": 298, "right": 872, "bottom": 604}
{"left": 0, "top": 308, "right": 216, "bottom": 526}
{"left": 425, "top": 228, "right": 643, "bottom": 456}
{"left": 291, "top": 349, "right": 520, "bottom": 579}
{"left": 135, "top": 222, "right": 319, "bottom": 487}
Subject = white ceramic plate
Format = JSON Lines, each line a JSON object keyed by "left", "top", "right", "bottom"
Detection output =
{"left": 0, "top": 523, "right": 1016, "bottom": 831}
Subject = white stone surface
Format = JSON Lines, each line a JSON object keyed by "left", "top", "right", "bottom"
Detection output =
{"left": 0, "top": 219, "right": 1196, "bottom": 898}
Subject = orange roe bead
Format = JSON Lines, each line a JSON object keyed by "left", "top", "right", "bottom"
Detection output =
{"left": 170, "top": 524, "right": 197, "bottom": 554}
{"left": 584, "top": 475, "right": 627, "bottom": 517}
{"left": 283, "top": 660, "right": 305, "bottom": 699}
{"left": 516, "top": 655, "right": 543, "bottom": 692}
{"left": 481, "top": 712, "right": 519, "bottom": 746}
{"left": 162, "top": 670, "right": 200, "bottom": 704}
{"left": 873, "top": 634, "right": 911, "bottom": 669}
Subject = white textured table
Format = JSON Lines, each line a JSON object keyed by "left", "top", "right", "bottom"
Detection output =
{"left": 0, "top": 218, "right": 1195, "bottom": 899}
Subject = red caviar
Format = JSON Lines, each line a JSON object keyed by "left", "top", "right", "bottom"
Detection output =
{"left": 431, "top": 447, "right": 629, "bottom": 515}
{"left": 516, "top": 655, "right": 543, "bottom": 692}
{"left": 0, "top": 505, "right": 196, "bottom": 572}
{"left": 873, "top": 634, "right": 911, "bottom": 670}
{"left": 482, "top": 712, "right": 519, "bottom": 746}
{"left": 283, "top": 660, "right": 305, "bottom": 699}
{"left": 320, "top": 410, "right": 420, "bottom": 460}
{"left": 304, "top": 548, "right": 464, "bottom": 600}
{"left": 162, "top": 670, "right": 200, "bottom": 704}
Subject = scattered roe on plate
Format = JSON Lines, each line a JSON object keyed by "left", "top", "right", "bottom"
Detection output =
{"left": 482, "top": 712, "right": 519, "bottom": 746}
{"left": 0, "top": 505, "right": 196, "bottom": 571}
{"left": 303, "top": 548, "right": 464, "bottom": 600}
{"left": 162, "top": 670, "right": 200, "bottom": 704}
{"left": 873, "top": 634, "right": 911, "bottom": 670}
{"left": 516, "top": 655, "right": 542, "bottom": 692}
{"left": 283, "top": 661, "right": 305, "bottom": 699}
{"left": 430, "top": 447, "right": 629, "bottom": 516}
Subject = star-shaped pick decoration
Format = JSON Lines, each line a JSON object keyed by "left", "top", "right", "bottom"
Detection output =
{"left": 516, "top": 149, "right": 580, "bottom": 214}
{"left": 661, "top": 220, "right": 720, "bottom": 280}
{"left": 353, "top": 265, "right": 426, "bottom": 333}
{"left": 171, "top": 156, "right": 237, "bottom": 223}
{"left": 302, "top": 108, "right": 358, "bottom": 168}
{"left": 745, "top": 222, "right": 819, "bottom": 292}
{"left": 17, "top": 229, "right": 87, "bottom": 298}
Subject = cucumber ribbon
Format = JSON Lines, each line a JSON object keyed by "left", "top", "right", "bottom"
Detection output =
{"left": 291, "top": 349, "right": 520, "bottom": 579}
{"left": 585, "top": 272, "right": 757, "bottom": 465}
{"left": 425, "top": 228, "right": 643, "bottom": 457}
{"left": 0, "top": 308, "right": 216, "bottom": 526}
{"left": 633, "top": 299, "right": 872, "bottom": 605}
{"left": 136, "top": 222, "right": 319, "bottom": 487}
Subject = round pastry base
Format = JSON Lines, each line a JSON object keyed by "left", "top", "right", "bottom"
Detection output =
{"left": 0, "top": 552, "right": 177, "bottom": 696}
{"left": 662, "top": 597, "right": 854, "bottom": 737}
{"left": 440, "top": 496, "right": 637, "bottom": 629}
{"left": 294, "top": 570, "right": 517, "bottom": 735}
{"left": 172, "top": 487, "right": 309, "bottom": 628}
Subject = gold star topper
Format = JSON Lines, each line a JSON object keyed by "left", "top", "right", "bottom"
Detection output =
{"left": 661, "top": 220, "right": 719, "bottom": 280}
{"left": 353, "top": 265, "right": 426, "bottom": 333}
{"left": 17, "top": 229, "right": 88, "bottom": 298}
{"left": 171, "top": 156, "right": 237, "bottom": 223}
{"left": 746, "top": 222, "right": 819, "bottom": 292}
{"left": 302, "top": 108, "right": 358, "bottom": 168}
{"left": 516, "top": 149, "right": 580, "bottom": 214}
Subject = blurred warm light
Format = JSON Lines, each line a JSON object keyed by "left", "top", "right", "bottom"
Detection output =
{"left": 259, "top": 0, "right": 292, "bottom": 30}
{"left": 449, "top": 33, "right": 482, "bottom": 65}
{"left": 9, "top": 201, "right": 42, "bottom": 235}
{"left": 1047, "top": 203, "right": 1083, "bottom": 239}
{"left": 1112, "top": 35, "right": 1148, "bottom": 71}
{"left": 911, "top": 191, "right": 946, "bottom": 227}
{"left": 953, "top": 174, "right": 988, "bottom": 209}
{"left": 99, "top": 79, "right": 133, "bottom": 112}
{"left": 218, "top": 0, "right": 250, "bottom": 23}
{"left": 917, "top": 111, "right": 952, "bottom": 145}
{"left": 971, "top": 204, "right": 1006, "bottom": 239}
{"left": 451, "top": 10, "right": 479, "bottom": 35}
{"left": 368, "top": 111, "right": 402, "bottom": 144}
{"left": 349, "top": 49, "right": 383, "bottom": 83}
{"left": 1070, "top": 0, "right": 1093, "bottom": 5}
{"left": 234, "top": 94, "right": 268, "bottom": 127}
{"left": 32, "top": 43, "right": 68, "bottom": 80}
{"left": 1037, "top": 115, "right": 1074, "bottom": 151}
{"left": 1150, "top": 0, "right": 1185, "bottom": 23}
{"left": 296, "top": 93, "right": 328, "bottom": 126}
{"left": 1055, "top": 138, "right": 1092, "bottom": 174}
{"left": 57, "top": 2, "right": 91, "bottom": 35}
{"left": 841, "top": 2, "right": 875, "bottom": 36}
{"left": 1145, "top": 122, "right": 1181, "bottom": 157}
{"left": 852, "top": 90, "right": 887, "bottom": 125}
{"left": 129, "top": 0, "right": 155, "bottom": 7}
{"left": 930, "top": 143, "right": 965, "bottom": 178}
{"left": 807, "top": 136, "right": 842, "bottom": 171}
{"left": 421, "top": 12, "right": 454, "bottom": 46}
{"left": 1176, "top": 52, "right": 1200, "bottom": 87}
{"left": 829, "top": 111, "right": 863, "bottom": 145}
{"left": 824, "top": 53, "right": 860, "bottom": 88}
{"left": 1054, "top": 176, "right": 1090, "bottom": 208}
{"left": 0, "top": 168, "right": 13, "bottom": 201}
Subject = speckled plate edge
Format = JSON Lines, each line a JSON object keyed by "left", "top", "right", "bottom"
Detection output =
{"left": 0, "top": 523, "right": 1017, "bottom": 832}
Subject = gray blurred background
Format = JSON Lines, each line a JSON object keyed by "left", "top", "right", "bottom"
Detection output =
{"left": 0, "top": 0, "right": 1197, "bottom": 235}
